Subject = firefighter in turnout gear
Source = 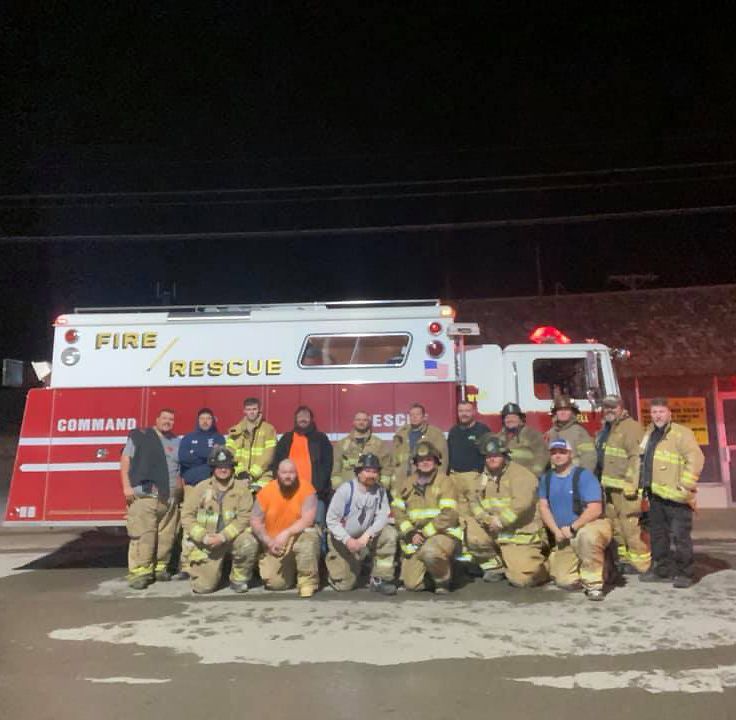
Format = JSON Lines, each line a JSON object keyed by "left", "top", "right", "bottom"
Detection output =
{"left": 331, "top": 411, "right": 392, "bottom": 490}
{"left": 497, "top": 402, "right": 547, "bottom": 477}
{"left": 391, "top": 403, "right": 449, "bottom": 492}
{"left": 458, "top": 435, "right": 548, "bottom": 587}
{"left": 547, "top": 395, "right": 597, "bottom": 473}
{"left": 180, "top": 446, "right": 259, "bottom": 594}
{"left": 539, "top": 439, "right": 612, "bottom": 601}
{"left": 226, "top": 397, "right": 277, "bottom": 493}
{"left": 637, "top": 397, "right": 704, "bottom": 588}
{"left": 391, "top": 441, "right": 462, "bottom": 593}
{"left": 595, "top": 394, "right": 650, "bottom": 574}
{"left": 325, "top": 453, "right": 398, "bottom": 595}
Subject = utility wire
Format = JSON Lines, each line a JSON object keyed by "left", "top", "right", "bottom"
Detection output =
{"left": 2, "top": 159, "right": 736, "bottom": 202}
{"left": 4, "top": 173, "right": 736, "bottom": 210}
{"left": 3, "top": 204, "right": 735, "bottom": 243}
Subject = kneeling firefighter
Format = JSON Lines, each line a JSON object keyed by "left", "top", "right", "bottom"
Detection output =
{"left": 180, "top": 446, "right": 259, "bottom": 594}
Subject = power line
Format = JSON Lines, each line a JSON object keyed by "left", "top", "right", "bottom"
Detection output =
{"left": 3, "top": 204, "right": 735, "bottom": 243}
{"left": 4, "top": 172, "right": 736, "bottom": 210}
{"left": 2, "top": 159, "right": 735, "bottom": 202}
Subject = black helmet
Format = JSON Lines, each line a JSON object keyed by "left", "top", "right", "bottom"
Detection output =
{"left": 355, "top": 453, "right": 382, "bottom": 472}
{"left": 413, "top": 440, "right": 442, "bottom": 463}
{"left": 208, "top": 446, "right": 236, "bottom": 469}
{"left": 550, "top": 395, "right": 580, "bottom": 415}
{"left": 500, "top": 402, "right": 525, "bottom": 420}
{"left": 478, "top": 434, "right": 510, "bottom": 457}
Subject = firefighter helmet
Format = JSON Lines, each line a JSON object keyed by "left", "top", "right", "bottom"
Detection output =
{"left": 500, "top": 402, "right": 525, "bottom": 420}
{"left": 355, "top": 453, "right": 382, "bottom": 472}
{"left": 208, "top": 446, "right": 236, "bottom": 469}
{"left": 413, "top": 441, "right": 441, "bottom": 463}
{"left": 479, "top": 434, "right": 510, "bottom": 457}
{"left": 550, "top": 395, "right": 580, "bottom": 415}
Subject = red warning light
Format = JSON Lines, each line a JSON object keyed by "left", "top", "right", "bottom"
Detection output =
{"left": 64, "top": 329, "right": 79, "bottom": 344}
{"left": 529, "top": 325, "right": 572, "bottom": 344}
{"left": 426, "top": 340, "right": 445, "bottom": 358}
{"left": 428, "top": 321, "right": 442, "bottom": 335}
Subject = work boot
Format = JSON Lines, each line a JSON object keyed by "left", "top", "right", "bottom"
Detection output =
{"left": 155, "top": 569, "right": 172, "bottom": 582}
{"left": 672, "top": 575, "right": 694, "bottom": 589}
{"left": 369, "top": 577, "right": 397, "bottom": 596}
{"left": 298, "top": 585, "right": 317, "bottom": 598}
{"left": 128, "top": 577, "right": 150, "bottom": 590}
{"left": 433, "top": 582, "right": 450, "bottom": 595}
{"left": 639, "top": 569, "right": 671, "bottom": 583}
{"left": 173, "top": 570, "right": 191, "bottom": 581}
{"left": 482, "top": 570, "right": 506, "bottom": 583}
{"left": 585, "top": 588, "right": 604, "bottom": 601}
{"left": 230, "top": 581, "right": 249, "bottom": 594}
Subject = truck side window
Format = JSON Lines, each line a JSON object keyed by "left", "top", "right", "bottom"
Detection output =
{"left": 299, "top": 334, "right": 411, "bottom": 368}
{"left": 532, "top": 358, "right": 588, "bottom": 400}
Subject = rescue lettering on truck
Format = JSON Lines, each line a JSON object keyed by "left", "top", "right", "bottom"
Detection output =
{"left": 5, "top": 299, "right": 623, "bottom": 526}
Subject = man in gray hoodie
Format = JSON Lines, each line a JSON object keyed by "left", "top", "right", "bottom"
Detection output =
{"left": 325, "top": 453, "right": 398, "bottom": 595}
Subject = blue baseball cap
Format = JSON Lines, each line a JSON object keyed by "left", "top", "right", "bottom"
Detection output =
{"left": 549, "top": 439, "right": 573, "bottom": 452}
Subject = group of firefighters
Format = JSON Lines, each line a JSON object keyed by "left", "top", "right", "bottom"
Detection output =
{"left": 121, "top": 392, "right": 704, "bottom": 601}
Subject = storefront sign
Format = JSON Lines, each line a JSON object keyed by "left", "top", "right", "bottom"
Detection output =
{"left": 640, "top": 397, "right": 709, "bottom": 445}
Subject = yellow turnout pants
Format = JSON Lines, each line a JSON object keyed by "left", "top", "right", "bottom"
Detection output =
{"left": 126, "top": 495, "right": 179, "bottom": 583}
{"left": 605, "top": 489, "right": 651, "bottom": 572}
{"left": 189, "top": 532, "right": 259, "bottom": 594}
{"left": 400, "top": 534, "right": 458, "bottom": 591}
{"left": 258, "top": 528, "right": 321, "bottom": 593}
{"left": 464, "top": 516, "right": 549, "bottom": 587}
{"left": 326, "top": 525, "right": 398, "bottom": 590}
{"left": 548, "top": 518, "right": 613, "bottom": 591}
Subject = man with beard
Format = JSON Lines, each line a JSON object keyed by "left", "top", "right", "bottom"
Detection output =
{"left": 595, "top": 394, "right": 649, "bottom": 575}
{"left": 331, "top": 411, "right": 392, "bottom": 490}
{"left": 547, "top": 395, "right": 597, "bottom": 472}
{"left": 391, "top": 441, "right": 463, "bottom": 593}
{"left": 251, "top": 459, "right": 320, "bottom": 597}
{"left": 638, "top": 397, "right": 704, "bottom": 588}
{"left": 273, "top": 406, "right": 333, "bottom": 527}
{"left": 497, "top": 402, "right": 547, "bottom": 477}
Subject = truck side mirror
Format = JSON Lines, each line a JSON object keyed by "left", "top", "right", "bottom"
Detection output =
{"left": 585, "top": 352, "right": 601, "bottom": 408}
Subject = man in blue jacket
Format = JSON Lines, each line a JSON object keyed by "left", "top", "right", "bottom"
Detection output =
{"left": 176, "top": 408, "right": 225, "bottom": 578}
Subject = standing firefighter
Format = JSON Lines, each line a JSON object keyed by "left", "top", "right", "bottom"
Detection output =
{"left": 497, "top": 402, "right": 547, "bottom": 477}
{"left": 595, "top": 394, "right": 649, "bottom": 574}
{"left": 392, "top": 403, "right": 449, "bottom": 491}
{"left": 325, "top": 453, "right": 398, "bottom": 595}
{"left": 539, "top": 439, "right": 612, "bottom": 601}
{"left": 181, "top": 447, "right": 259, "bottom": 594}
{"left": 547, "top": 395, "right": 597, "bottom": 473}
{"left": 638, "top": 397, "right": 704, "bottom": 588}
{"left": 331, "top": 411, "right": 392, "bottom": 490}
{"left": 447, "top": 400, "right": 490, "bottom": 497}
{"left": 120, "top": 409, "right": 182, "bottom": 589}
{"left": 226, "top": 397, "right": 277, "bottom": 493}
{"left": 459, "top": 435, "right": 548, "bottom": 587}
{"left": 391, "top": 441, "right": 462, "bottom": 593}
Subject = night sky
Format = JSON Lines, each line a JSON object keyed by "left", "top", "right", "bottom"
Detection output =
{"left": 1, "top": 5, "right": 735, "bottom": 360}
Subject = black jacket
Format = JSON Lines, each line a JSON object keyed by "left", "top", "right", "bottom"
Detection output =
{"left": 272, "top": 427, "right": 334, "bottom": 502}
{"left": 128, "top": 428, "right": 170, "bottom": 498}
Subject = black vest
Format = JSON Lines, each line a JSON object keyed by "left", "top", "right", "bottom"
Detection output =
{"left": 128, "top": 428, "right": 170, "bottom": 498}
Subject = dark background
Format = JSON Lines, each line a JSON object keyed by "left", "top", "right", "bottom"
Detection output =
{"left": 1, "top": 4, "right": 735, "bottom": 360}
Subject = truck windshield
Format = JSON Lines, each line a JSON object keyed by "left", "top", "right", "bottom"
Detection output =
{"left": 532, "top": 356, "right": 603, "bottom": 400}
{"left": 299, "top": 334, "right": 411, "bottom": 368}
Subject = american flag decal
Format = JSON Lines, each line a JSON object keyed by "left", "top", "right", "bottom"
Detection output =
{"left": 424, "top": 359, "right": 449, "bottom": 379}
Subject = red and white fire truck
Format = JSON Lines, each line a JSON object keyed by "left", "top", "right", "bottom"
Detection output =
{"left": 4, "top": 299, "right": 624, "bottom": 526}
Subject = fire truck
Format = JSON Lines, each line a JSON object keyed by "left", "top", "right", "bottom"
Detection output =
{"left": 4, "top": 299, "right": 624, "bottom": 526}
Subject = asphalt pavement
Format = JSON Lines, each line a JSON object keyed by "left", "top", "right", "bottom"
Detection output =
{"left": 1, "top": 510, "right": 735, "bottom": 720}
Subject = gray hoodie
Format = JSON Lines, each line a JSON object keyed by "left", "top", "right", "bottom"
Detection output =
{"left": 326, "top": 478, "right": 389, "bottom": 544}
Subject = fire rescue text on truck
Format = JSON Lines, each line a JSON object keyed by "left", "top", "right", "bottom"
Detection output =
{"left": 4, "top": 300, "right": 625, "bottom": 526}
